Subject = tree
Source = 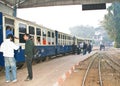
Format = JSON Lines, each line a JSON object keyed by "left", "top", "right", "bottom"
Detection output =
{"left": 101, "top": 2, "right": 120, "bottom": 48}
{"left": 69, "top": 25, "right": 112, "bottom": 46}
{"left": 69, "top": 25, "right": 95, "bottom": 38}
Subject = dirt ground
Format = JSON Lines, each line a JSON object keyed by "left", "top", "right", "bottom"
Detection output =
{"left": 62, "top": 49, "right": 120, "bottom": 86}
{"left": 0, "top": 51, "right": 96, "bottom": 86}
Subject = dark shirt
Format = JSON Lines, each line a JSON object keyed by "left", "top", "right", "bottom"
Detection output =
{"left": 25, "top": 39, "right": 34, "bottom": 59}
{"left": 83, "top": 43, "right": 87, "bottom": 49}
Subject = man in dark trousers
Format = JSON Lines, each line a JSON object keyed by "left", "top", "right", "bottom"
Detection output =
{"left": 23, "top": 33, "right": 34, "bottom": 81}
{"left": 83, "top": 42, "right": 87, "bottom": 55}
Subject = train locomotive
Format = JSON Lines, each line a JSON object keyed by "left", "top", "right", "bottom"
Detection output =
{"left": 0, "top": 12, "right": 91, "bottom": 69}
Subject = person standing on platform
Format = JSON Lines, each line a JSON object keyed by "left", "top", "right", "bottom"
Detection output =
{"left": 72, "top": 43, "right": 76, "bottom": 54}
{"left": 0, "top": 34, "right": 19, "bottom": 83}
{"left": 83, "top": 42, "right": 87, "bottom": 55}
{"left": 87, "top": 43, "right": 92, "bottom": 53}
{"left": 23, "top": 33, "right": 34, "bottom": 81}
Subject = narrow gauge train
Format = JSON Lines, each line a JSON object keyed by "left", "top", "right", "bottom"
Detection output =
{"left": 0, "top": 12, "right": 91, "bottom": 69}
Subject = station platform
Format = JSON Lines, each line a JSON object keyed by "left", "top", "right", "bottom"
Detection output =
{"left": 0, "top": 50, "right": 97, "bottom": 86}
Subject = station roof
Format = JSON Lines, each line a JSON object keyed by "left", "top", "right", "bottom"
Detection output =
{"left": 0, "top": 0, "right": 120, "bottom": 8}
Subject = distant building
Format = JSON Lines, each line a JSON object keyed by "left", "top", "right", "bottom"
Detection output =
{"left": 93, "top": 31, "right": 103, "bottom": 46}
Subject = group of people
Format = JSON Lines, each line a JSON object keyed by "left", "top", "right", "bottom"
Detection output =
{"left": 82, "top": 42, "right": 92, "bottom": 55}
{"left": 72, "top": 42, "right": 92, "bottom": 55}
{"left": 0, "top": 27, "right": 34, "bottom": 83}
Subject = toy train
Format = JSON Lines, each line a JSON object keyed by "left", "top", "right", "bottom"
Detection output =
{"left": 0, "top": 12, "right": 91, "bottom": 69}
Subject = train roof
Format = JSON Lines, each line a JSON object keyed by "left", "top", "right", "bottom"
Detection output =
{"left": 75, "top": 36, "right": 92, "bottom": 41}
{"left": 2, "top": 13, "right": 71, "bottom": 35}
{"left": 2, "top": 12, "right": 55, "bottom": 31}
{"left": 2, "top": 12, "right": 91, "bottom": 40}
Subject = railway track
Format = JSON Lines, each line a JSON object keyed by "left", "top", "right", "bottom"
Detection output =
{"left": 101, "top": 53, "right": 120, "bottom": 73}
{"left": 81, "top": 52, "right": 120, "bottom": 86}
{"left": 98, "top": 55, "right": 102, "bottom": 86}
{"left": 99, "top": 52, "right": 120, "bottom": 86}
{"left": 81, "top": 53, "right": 103, "bottom": 86}
{"left": 62, "top": 51, "right": 120, "bottom": 86}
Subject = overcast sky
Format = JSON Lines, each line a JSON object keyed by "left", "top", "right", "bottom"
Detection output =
{"left": 17, "top": 4, "right": 110, "bottom": 34}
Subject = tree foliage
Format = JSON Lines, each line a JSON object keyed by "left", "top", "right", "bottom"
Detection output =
{"left": 101, "top": 2, "right": 120, "bottom": 47}
{"left": 69, "top": 25, "right": 95, "bottom": 38}
{"left": 69, "top": 25, "right": 111, "bottom": 45}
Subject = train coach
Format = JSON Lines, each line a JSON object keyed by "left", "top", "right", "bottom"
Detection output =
{"left": 0, "top": 12, "right": 91, "bottom": 69}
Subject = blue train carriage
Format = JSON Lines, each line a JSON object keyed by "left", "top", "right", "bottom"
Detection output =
{"left": 35, "top": 25, "right": 56, "bottom": 60}
{"left": 0, "top": 12, "right": 75, "bottom": 69}
{"left": 72, "top": 36, "right": 84, "bottom": 53}
{"left": 0, "top": 12, "right": 57, "bottom": 68}
{"left": 84, "top": 37, "right": 93, "bottom": 49}
{"left": 0, "top": 12, "right": 25, "bottom": 67}
{"left": 56, "top": 31, "right": 74, "bottom": 55}
{"left": 74, "top": 36, "right": 92, "bottom": 54}
{"left": 0, "top": 12, "right": 4, "bottom": 67}
{"left": 76, "top": 37, "right": 92, "bottom": 46}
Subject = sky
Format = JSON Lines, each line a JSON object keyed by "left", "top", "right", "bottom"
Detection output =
{"left": 17, "top": 4, "right": 110, "bottom": 34}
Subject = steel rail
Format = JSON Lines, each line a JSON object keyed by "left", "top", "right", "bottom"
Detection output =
{"left": 104, "top": 53, "right": 120, "bottom": 67}
{"left": 98, "top": 56, "right": 103, "bottom": 86}
{"left": 101, "top": 54, "right": 120, "bottom": 73}
{"left": 81, "top": 53, "right": 97, "bottom": 86}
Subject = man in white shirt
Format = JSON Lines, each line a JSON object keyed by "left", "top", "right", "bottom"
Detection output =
{"left": 0, "top": 34, "right": 19, "bottom": 83}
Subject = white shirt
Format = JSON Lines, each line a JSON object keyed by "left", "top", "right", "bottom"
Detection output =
{"left": 0, "top": 39, "right": 19, "bottom": 57}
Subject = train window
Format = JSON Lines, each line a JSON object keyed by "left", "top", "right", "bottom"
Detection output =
{"left": 36, "top": 28, "right": 41, "bottom": 36}
{"left": 48, "top": 31, "right": 51, "bottom": 37}
{"left": 43, "top": 37, "right": 46, "bottom": 45}
{"left": 69, "top": 37, "right": 71, "bottom": 40}
{"left": 67, "top": 36, "right": 68, "bottom": 40}
{"left": 58, "top": 34, "right": 60, "bottom": 38}
{"left": 42, "top": 30, "right": 46, "bottom": 36}
{"left": 6, "top": 26, "right": 14, "bottom": 38}
{"left": 29, "top": 26, "right": 35, "bottom": 35}
{"left": 36, "top": 37, "right": 41, "bottom": 45}
{"left": 19, "top": 23, "right": 27, "bottom": 43}
{"left": 63, "top": 35, "right": 65, "bottom": 39}
{"left": 65, "top": 36, "right": 66, "bottom": 39}
{"left": 52, "top": 32, "right": 54, "bottom": 38}
{"left": 19, "top": 23, "right": 27, "bottom": 33}
{"left": 48, "top": 42, "right": 50, "bottom": 45}
{"left": 68, "top": 36, "right": 70, "bottom": 40}
{"left": 19, "top": 34, "right": 26, "bottom": 43}
{"left": 52, "top": 42, "right": 54, "bottom": 45}
{"left": 5, "top": 18, "right": 14, "bottom": 39}
{"left": 61, "top": 35, "right": 63, "bottom": 39}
